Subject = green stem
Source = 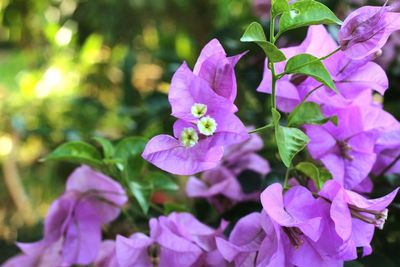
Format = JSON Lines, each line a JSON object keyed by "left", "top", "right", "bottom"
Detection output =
{"left": 276, "top": 47, "right": 341, "bottom": 79}
{"left": 270, "top": 13, "right": 277, "bottom": 110}
{"left": 284, "top": 166, "right": 292, "bottom": 189}
{"left": 271, "top": 64, "right": 277, "bottom": 109}
{"left": 248, "top": 123, "right": 274, "bottom": 134}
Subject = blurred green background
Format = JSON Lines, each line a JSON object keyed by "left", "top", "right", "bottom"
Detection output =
{"left": 0, "top": 0, "right": 399, "bottom": 265}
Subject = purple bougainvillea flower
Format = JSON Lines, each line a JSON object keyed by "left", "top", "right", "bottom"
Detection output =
{"left": 218, "top": 181, "right": 398, "bottom": 266}
{"left": 340, "top": 4, "right": 400, "bottom": 60}
{"left": 372, "top": 126, "right": 400, "bottom": 175}
{"left": 2, "top": 240, "right": 67, "bottom": 267}
{"left": 168, "top": 64, "right": 249, "bottom": 147}
{"left": 115, "top": 212, "right": 227, "bottom": 267}
{"left": 319, "top": 180, "right": 399, "bottom": 256}
{"left": 216, "top": 212, "right": 266, "bottom": 266}
{"left": 186, "top": 132, "right": 270, "bottom": 212}
{"left": 258, "top": 183, "right": 344, "bottom": 266}
{"left": 143, "top": 63, "right": 249, "bottom": 176}
{"left": 306, "top": 104, "right": 397, "bottom": 190}
{"left": 257, "top": 25, "right": 389, "bottom": 112}
{"left": 193, "top": 39, "right": 246, "bottom": 102}
{"left": 13, "top": 166, "right": 127, "bottom": 266}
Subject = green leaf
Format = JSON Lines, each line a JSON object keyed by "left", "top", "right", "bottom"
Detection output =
{"left": 279, "top": 0, "right": 342, "bottom": 35}
{"left": 114, "top": 137, "right": 148, "bottom": 181}
{"left": 288, "top": 102, "right": 338, "bottom": 127}
{"left": 164, "top": 203, "right": 189, "bottom": 214}
{"left": 129, "top": 181, "right": 152, "bottom": 214}
{"left": 272, "top": 109, "right": 310, "bottom": 167}
{"left": 295, "top": 162, "right": 320, "bottom": 188}
{"left": 148, "top": 172, "right": 179, "bottom": 191}
{"left": 240, "top": 22, "right": 286, "bottom": 63}
{"left": 295, "top": 162, "right": 332, "bottom": 190}
{"left": 93, "top": 136, "right": 114, "bottom": 159}
{"left": 285, "top": 53, "right": 337, "bottom": 92}
{"left": 42, "top": 141, "right": 103, "bottom": 168}
{"left": 272, "top": 0, "right": 290, "bottom": 17}
{"left": 319, "top": 167, "right": 333, "bottom": 185}
{"left": 114, "top": 137, "right": 148, "bottom": 159}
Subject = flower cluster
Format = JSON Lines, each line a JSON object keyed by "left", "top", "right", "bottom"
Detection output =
{"left": 4, "top": 2, "right": 400, "bottom": 267}
{"left": 142, "top": 39, "right": 249, "bottom": 176}
{"left": 3, "top": 166, "right": 127, "bottom": 267}
{"left": 217, "top": 182, "right": 398, "bottom": 266}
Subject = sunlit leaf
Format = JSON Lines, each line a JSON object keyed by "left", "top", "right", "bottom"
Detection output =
{"left": 295, "top": 162, "right": 332, "bottom": 190}
{"left": 115, "top": 137, "right": 148, "bottom": 181}
{"left": 42, "top": 141, "right": 103, "bottom": 168}
{"left": 279, "top": 0, "right": 342, "bottom": 35}
{"left": 241, "top": 22, "right": 286, "bottom": 63}
{"left": 148, "top": 172, "right": 178, "bottom": 191}
{"left": 272, "top": 0, "right": 290, "bottom": 17}
{"left": 272, "top": 109, "right": 309, "bottom": 167}
{"left": 129, "top": 181, "right": 152, "bottom": 214}
{"left": 93, "top": 136, "right": 114, "bottom": 159}
{"left": 285, "top": 54, "right": 337, "bottom": 92}
{"left": 288, "top": 102, "right": 338, "bottom": 127}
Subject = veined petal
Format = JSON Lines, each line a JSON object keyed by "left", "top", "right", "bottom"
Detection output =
{"left": 142, "top": 134, "right": 224, "bottom": 175}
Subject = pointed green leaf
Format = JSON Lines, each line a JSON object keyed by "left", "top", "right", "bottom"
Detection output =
{"left": 42, "top": 141, "right": 103, "bottom": 168}
{"left": 164, "top": 203, "right": 189, "bottom": 214}
{"left": 148, "top": 172, "right": 179, "bottom": 191}
{"left": 295, "top": 162, "right": 332, "bottom": 190}
{"left": 129, "top": 181, "right": 152, "bottom": 214}
{"left": 272, "top": 109, "right": 310, "bottom": 167}
{"left": 272, "top": 0, "right": 290, "bottom": 17}
{"left": 114, "top": 137, "right": 148, "bottom": 181}
{"left": 241, "top": 22, "right": 286, "bottom": 63}
{"left": 288, "top": 102, "right": 338, "bottom": 127}
{"left": 278, "top": 0, "right": 342, "bottom": 35}
{"left": 114, "top": 137, "right": 148, "bottom": 159}
{"left": 295, "top": 162, "right": 320, "bottom": 188}
{"left": 93, "top": 136, "right": 114, "bottom": 159}
{"left": 285, "top": 53, "right": 337, "bottom": 92}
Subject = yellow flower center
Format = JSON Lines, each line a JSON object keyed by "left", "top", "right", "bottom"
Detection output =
{"left": 197, "top": 116, "right": 217, "bottom": 136}
{"left": 180, "top": 128, "right": 199, "bottom": 148}
{"left": 191, "top": 103, "right": 207, "bottom": 118}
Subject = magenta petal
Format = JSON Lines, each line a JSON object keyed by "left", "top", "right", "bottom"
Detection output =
{"left": 1, "top": 254, "right": 38, "bottom": 267}
{"left": 216, "top": 213, "right": 264, "bottom": 265}
{"left": 340, "top": 6, "right": 400, "bottom": 59}
{"left": 43, "top": 193, "right": 76, "bottom": 243}
{"left": 149, "top": 218, "right": 203, "bottom": 267}
{"left": 172, "top": 119, "right": 196, "bottom": 139}
{"left": 115, "top": 234, "right": 153, "bottom": 267}
{"left": 94, "top": 240, "right": 119, "bottom": 267}
{"left": 168, "top": 63, "right": 236, "bottom": 121}
{"left": 142, "top": 134, "right": 224, "bottom": 175}
{"left": 63, "top": 199, "right": 102, "bottom": 265}
{"left": 209, "top": 112, "right": 249, "bottom": 147}
{"left": 193, "top": 39, "right": 226, "bottom": 75}
{"left": 305, "top": 125, "right": 337, "bottom": 159}
{"left": 346, "top": 187, "right": 399, "bottom": 211}
{"left": 336, "top": 62, "right": 388, "bottom": 97}
{"left": 66, "top": 166, "right": 127, "bottom": 223}
{"left": 330, "top": 189, "right": 353, "bottom": 241}
{"left": 321, "top": 153, "right": 345, "bottom": 185}
{"left": 261, "top": 184, "right": 316, "bottom": 228}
